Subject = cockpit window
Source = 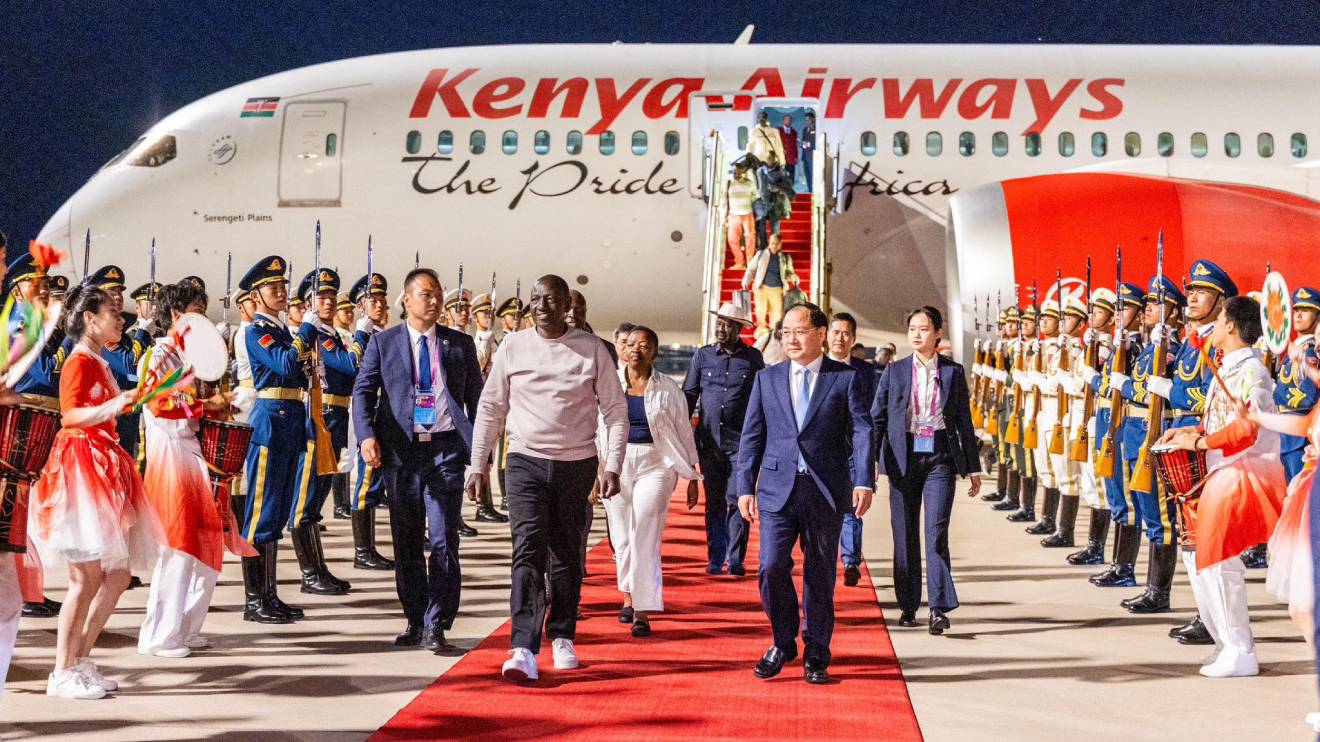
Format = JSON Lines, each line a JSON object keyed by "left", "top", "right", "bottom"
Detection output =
{"left": 101, "top": 137, "right": 146, "bottom": 170}
{"left": 129, "top": 135, "right": 178, "bottom": 167}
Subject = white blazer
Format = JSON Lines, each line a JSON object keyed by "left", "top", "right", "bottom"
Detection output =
{"left": 598, "top": 368, "right": 702, "bottom": 481}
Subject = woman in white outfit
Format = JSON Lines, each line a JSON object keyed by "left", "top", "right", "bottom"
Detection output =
{"left": 601, "top": 326, "right": 701, "bottom": 637}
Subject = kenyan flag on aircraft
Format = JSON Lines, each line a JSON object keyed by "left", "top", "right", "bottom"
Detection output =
{"left": 240, "top": 97, "right": 279, "bottom": 118}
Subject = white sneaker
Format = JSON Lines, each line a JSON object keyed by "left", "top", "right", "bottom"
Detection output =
{"left": 183, "top": 635, "right": 210, "bottom": 649}
{"left": 551, "top": 638, "right": 579, "bottom": 670}
{"left": 1199, "top": 648, "right": 1259, "bottom": 678}
{"left": 76, "top": 659, "right": 117, "bottom": 692}
{"left": 46, "top": 669, "right": 106, "bottom": 699}
{"left": 1306, "top": 711, "right": 1320, "bottom": 732}
{"left": 502, "top": 647, "right": 539, "bottom": 681}
{"left": 154, "top": 646, "right": 191, "bottom": 658}
{"left": 1200, "top": 647, "right": 1223, "bottom": 666}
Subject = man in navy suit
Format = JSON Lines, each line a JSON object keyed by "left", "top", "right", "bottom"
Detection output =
{"left": 353, "top": 268, "right": 483, "bottom": 652}
{"left": 736, "top": 304, "right": 875, "bottom": 685}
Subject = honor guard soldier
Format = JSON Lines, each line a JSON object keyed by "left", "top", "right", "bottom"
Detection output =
{"left": 471, "top": 292, "right": 497, "bottom": 376}
{"left": 288, "top": 268, "right": 357, "bottom": 595}
{"left": 238, "top": 255, "right": 320, "bottom": 624}
{"left": 86, "top": 265, "right": 147, "bottom": 463}
{"left": 348, "top": 272, "right": 397, "bottom": 569}
{"left": 127, "top": 281, "right": 163, "bottom": 352}
{"left": 1025, "top": 299, "right": 1064, "bottom": 537}
{"left": 1114, "top": 276, "right": 1185, "bottom": 613}
{"left": 48, "top": 274, "right": 69, "bottom": 304}
{"left": 989, "top": 307, "right": 1021, "bottom": 510}
{"left": 497, "top": 297, "right": 523, "bottom": 335}
{"left": 1041, "top": 295, "right": 1089, "bottom": 548}
{"left": 5, "top": 253, "right": 62, "bottom": 408}
{"left": 1275, "top": 286, "right": 1319, "bottom": 482}
{"left": 287, "top": 292, "right": 307, "bottom": 331}
{"left": 1144, "top": 259, "right": 1238, "bottom": 644}
{"left": 444, "top": 288, "right": 472, "bottom": 333}
{"left": 980, "top": 308, "right": 1010, "bottom": 502}
{"left": 1081, "top": 282, "right": 1144, "bottom": 587}
{"left": 1066, "top": 289, "right": 1116, "bottom": 565}
{"left": 1006, "top": 304, "right": 1041, "bottom": 522}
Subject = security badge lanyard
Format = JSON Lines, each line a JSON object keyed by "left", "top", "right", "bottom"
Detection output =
{"left": 414, "top": 333, "right": 444, "bottom": 434}
{"left": 912, "top": 360, "right": 940, "bottom": 453}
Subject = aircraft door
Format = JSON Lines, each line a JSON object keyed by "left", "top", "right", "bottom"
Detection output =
{"left": 686, "top": 91, "right": 755, "bottom": 199}
{"left": 278, "top": 100, "right": 346, "bottom": 207}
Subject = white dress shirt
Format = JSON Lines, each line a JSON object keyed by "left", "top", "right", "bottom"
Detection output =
{"left": 406, "top": 322, "right": 454, "bottom": 434}
{"left": 909, "top": 352, "right": 946, "bottom": 433}
{"left": 788, "top": 355, "right": 824, "bottom": 414}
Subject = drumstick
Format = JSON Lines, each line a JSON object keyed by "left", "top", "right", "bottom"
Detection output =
{"left": 1200, "top": 343, "right": 1237, "bottom": 406}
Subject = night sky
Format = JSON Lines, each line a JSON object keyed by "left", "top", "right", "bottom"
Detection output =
{"left": 4, "top": 0, "right": 1319, "bottom": 263}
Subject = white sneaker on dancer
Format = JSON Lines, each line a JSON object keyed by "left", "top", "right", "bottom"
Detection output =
{"left": 1199, "top": 647, "right": 1259, "bottom": 678}
{"left": 1200, "top": 647, "right": 1223, "bottom": 666}
{"left": 551, "top": 638, "right": 578, "bottom": 670}
{"left": 502, "top": 648, "right": 539, "bottom": 681}
{"left": 76, "top": 659, "right": 118, "bottom": 691}
{"left": 184, "top": 635, "right": 210, "bottom": 649}
{"left": 47, "top": 669, "right": 106, "bottom": 699}
{"left": 153, "top": 646, "right": 192, "bottom": 658}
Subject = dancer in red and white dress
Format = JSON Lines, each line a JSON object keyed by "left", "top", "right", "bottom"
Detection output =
{"left": 28, "top": 285, "right": 163, "bottom": 699}
{"left": 1163, "top": 296, "right": 1287, "bottom": 678}
{"left": 138, "top": 282, "right": 246, "bottom": 658}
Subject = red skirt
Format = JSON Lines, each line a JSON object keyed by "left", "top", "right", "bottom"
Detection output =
{"left": 1193, "top": 455, "right": 1287, "bottom": 571}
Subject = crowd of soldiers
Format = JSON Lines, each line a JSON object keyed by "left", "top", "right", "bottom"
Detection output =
{"left": 969, "top": 257, "right": 1315, "bottom": 648}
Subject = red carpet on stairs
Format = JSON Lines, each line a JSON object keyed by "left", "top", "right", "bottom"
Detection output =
{"left": 371, "top": 494, "right": 922, "bottom": 741}
{"left": 722, "top": 190, "right": 816, "bottom": 344}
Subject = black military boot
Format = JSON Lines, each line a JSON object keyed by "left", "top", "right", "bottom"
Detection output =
{"left": 1123, "top": 542, "right": 1176, "bottom": 613}
{"left": 263, "top": 541, "right": 304, "bottom": 621}
{"left": 292, "top": 523, "right": 351, "bottom": 595}
{"left": 981, "top": 464, "right": 1008, "bottom": 502}
{"left": 1171, "top": 615, "right": 1214, "bottom": 644}
{"left": 474, "top": 478, "right": 509, "bottom": 523}
{"left": 1090, "top": 524, "right": 1139, "bottom": 587}
{"left": 1042, "top": 494, "right": 1078, "bottom": 547}
{"left": 353, "top": 507, "right": 396, "bottom": 570}
{"left": 457, "top": 516, "right": 479, "bottom": 538}
{"left": 332, "top": 474, "right": 350, "bottom": 519}
{"left": 242, "top": 548, "right": 291, "bottom": 624}
{"left": 1067, "top": 508, "right": 1109, "bottom": 564}
{"left": 1026, "top": 487, "right": 1059, "bottom": 534}
{"left": 1241, "top": 543, "right": 1268, "bottom": 569}
{"left": 993, "top": 471, "right": 1022, "bottom": 511}
{"left": 1007, "top": 477, "right": 1037, "bottom": 522}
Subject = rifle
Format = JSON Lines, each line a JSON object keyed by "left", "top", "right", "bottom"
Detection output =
{"left": 1131, "top": 231, "right": 1169, "bottom": 493}
{"left": 1023, "top": 281, "right": 1042, "bottom": 449}
{"left": 83, "top": 228, "right": 91, "bottom": 279}
{"left": 148, "top": 238, "right": 157, "bottom": 301}
{"left": 1070, "top": 257, "right": 1099, "bottom": 462}
{"left": 971, "top": 293, "right": 985, "bottom": 428}
{"left": 1048, "top": 268, "right": 1070, "bottom": 455}
{"left": 986, "top": 291, "right": 1003, "bottom": 436}
{"left": 1096, "top": 245, "right": 1126, "bottom": 478}
{"left": 308, "top": 220, "right": 338, "bottom": 476}
{"left": 1004, "top": 284, "right": 1026, "bottom": 446}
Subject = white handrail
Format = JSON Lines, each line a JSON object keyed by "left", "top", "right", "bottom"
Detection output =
{"left": 699, "top": 132, "right": 730, "bottom": 344}
{"left": 810, "top": 132, "right": 830, "bottom": 312}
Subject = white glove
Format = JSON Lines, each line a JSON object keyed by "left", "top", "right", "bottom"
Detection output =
{"left": 992, "top": 370, "right": 1007, "bottom": 383}
{"left": 1080, "top": 364, "right": 1099, "bottom": 385}
{"left": 231, "top": 386, "right": 256, "bottom": 415}
{"left": 215, "top": 320, "right": 231, "bottom": 342}
{"left": 1149, "top": 323, "right": 1167, "bottom": 345}
{"left": 354, "top": 316, "right": 377, "bottom": 335}
{"left": 1109, "top": 371, "right": 1131, "bottom": 390}
{"left": 972, "top": 363, "right": 983, "bottom": 376}
{"left": 135, "top": 316, "right": 156, "bottom": 334}
{"left": 1146, "top": 376, "right": 1173, "bottom": 401}
{"left": 1083, "top": 328, "right": 1097, "bottom": 345}
{"left": 300, "top": 314, "right": 326, "bottom": 333}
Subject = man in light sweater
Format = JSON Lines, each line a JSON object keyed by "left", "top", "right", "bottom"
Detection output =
{"left": 465, "top": 275, "right": 628, "bottom": 682}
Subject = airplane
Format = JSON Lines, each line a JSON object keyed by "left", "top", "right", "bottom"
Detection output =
{"left": 34, "top": 27, "right": 1320, "bottom": 355}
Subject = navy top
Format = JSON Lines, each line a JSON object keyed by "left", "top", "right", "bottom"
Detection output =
{"left": 763, "top": 251, "right": 783, "bottom": 288}
{"left": 682, "top": 341, "right": 766, "bottom": 456}
{"left": 627, "top": 394, "right": 653, "bottom": 444}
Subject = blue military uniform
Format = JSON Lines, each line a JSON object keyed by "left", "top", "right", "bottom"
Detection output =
{"left": 682, "top": 329, "right": 765, "bottom": 573}
{"left": 1276, "top": 287, "right": 1320, "bottom": 481}
{"left": 349, "top": 272, "right": 390, "bottom": 511}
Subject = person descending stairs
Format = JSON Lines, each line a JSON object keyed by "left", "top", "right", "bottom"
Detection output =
{"left": 720, "top": 191, "right": 814, "bottom": 344}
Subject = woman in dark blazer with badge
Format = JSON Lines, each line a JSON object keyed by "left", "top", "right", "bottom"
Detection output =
{"left": 872, "top": 306, "right": 982, "bottom": 635}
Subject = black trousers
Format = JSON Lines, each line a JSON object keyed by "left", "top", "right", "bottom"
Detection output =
{"left": 505, "top": 453, "right": 598, "bottom": 654}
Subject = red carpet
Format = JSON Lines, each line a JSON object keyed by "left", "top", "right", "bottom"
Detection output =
{"left": 371, "top": 495, "right": 922, "bottom": 741}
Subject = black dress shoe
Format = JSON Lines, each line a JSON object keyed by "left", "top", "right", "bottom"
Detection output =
{"left": 929, "top": 609, "right": 951, "bottom": 635}
{"left": 128, "top": 575, "right": 143, "bottom": 589}
{"left": 803, "top": 656, "right": 830, "bottom": 685}
{"left": 475, "top": 506, "right": 509, "bottom": 523}
{"left": 1241, "top": 544, "right": 1268, "bottom": 569}
{"left": 422, "top": 626, "right": 455, "bottom": 652}
{"left": 395, "top": 624, "right": 424, "bottom": 646}
{"left": 457, "top": 520, "right": 479, "bottom": 538}
{"left": 1121, "top": 588, "right": 1171, "bottom": 614}
{"left": 619, "top": 607, "right": 634, "bottom": 624}
{"left": 1170, "top": 615, "right": 1203, "bottom": 639}
{"left": 1174, "top": 617, "right": 1215, "bottom": 645}
{"left": 21, "top": 601, "right": 59, "bottom": 618}
{"left": 991, "top": 498, "right": 1020, "bottom": 511}
{"left": 631, "top": 618, "right": 652, "bottom": 638}
{"left": 843, "top": 564, "right": 861, "bottom": 587}
{"left": 1089, "top": 563, "right": 1137, "bottom": 587}
{"left": 1025, "top": 518, "right": 1056, "bottom": 535}
{"left": 897, "top": 611, "right": 918, "bottom": 628}
{"left": 1040, "top": 531, "right": 1075, "bottom": 548}
{"left": 753, "top": 645, "right": 796, "bottom": 679}
{"left": 980, "top": 490, "right": 1006, "bottom": 502}
{"left": 728, "top": 563, "right": 746, "bottom": 577}
{"left": 1006, "top": 508, "right": 1035, "bottom": 522}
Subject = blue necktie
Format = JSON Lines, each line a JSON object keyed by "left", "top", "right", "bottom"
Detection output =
{"left": 795, "top": 367, "right": 810, "bottom": 472}
{"left": 418, "top": 334, "right": 433, "bottom": 391}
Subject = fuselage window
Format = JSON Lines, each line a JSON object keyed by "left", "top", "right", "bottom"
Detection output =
{"left": 926, "top": 131, "right": 942, "bottom": 156}
{"left": 1058, "top": 132, "right": 1075, "bottom": 157}
{"left": 1292, "top": 132, "right": 1308, "bottom": 158}
{"left": 1258, "top": 132, "right": 1275, "bottom": 157}
{"left": 664, "top": 130, "right": 680, "bottom": 155}
{"left": 860, "top": 131, "right": 877, "bottom": 156}
{"left": 567, "top": 130, "right": 583, "bottom": 155}
{"left": 1225, "top": 132, "right": 1241, "bottom": 158}
{"left": 1024, "top": 132, "right": 1041, "bottom": 157}
{"left": 469, "top": 130, "right": 486, "bottom": 155}
{"left": 1091, "top": 132, "right": 1107, "bottom": 156}
{"left": 533, "top": 130, "right": 550, "bottom": 155}
{"left": 992, "top": 131, "right": 1008, "bottom": 156}
{"left": 501, "top": 130, "right": 518, "bottom": 155}
{"left": 893, "top": 131, "right": 910, "bottom": 156}
{"left": 959, "top": 131, "right": 975, "bottom": 156}
{"left": 1157, "top": 132, "right": 1174, "bottom": 157}
{"left": 631, "top": 131, "right": 648, "bottom": 155}
{"left": 438, "top": 130, "right": 454, "bottom": 155}
{"left": 1190, "top": 132, "right": 1207, "bottom": 158}
{"left": 600, "top": 131, "right": 616, "bottom": 155}
{"left": 737, "top": 126, "right": 749, "bottom": 150}
{"left": 405, "top": 130, "right": 421, "bottom": 155}
{"left": 1124, "top": 132, "right": 1141, "bottom": 157}
{"left": 325, "top": 133, "right": 337, "bottom": 158}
